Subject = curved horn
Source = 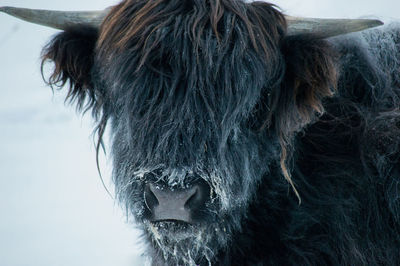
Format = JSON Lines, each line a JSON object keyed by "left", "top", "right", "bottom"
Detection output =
{"left": 0, "top": 6, "right": 109, "bottom": 30}
{"left": 286, "top": 16, "right": 384, "bottom": 38}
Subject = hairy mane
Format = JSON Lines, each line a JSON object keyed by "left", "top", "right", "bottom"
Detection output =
{"left": 98, "top": 0, "right": 287, "bottom": 62}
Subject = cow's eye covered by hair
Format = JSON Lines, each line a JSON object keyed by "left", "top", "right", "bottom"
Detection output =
{"left": 3, "top": 0, "right": 400, "bottom": 265}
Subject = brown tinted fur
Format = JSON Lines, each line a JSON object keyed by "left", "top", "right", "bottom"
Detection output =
{"left": 276, "top": 35, "right": 338, "bottom": 137}
{"left": 41, "top": 27, "right": 99, "bottom": 112}
{"left": 269, "top": 35, "right": 338, "bottom": 201}
{"left": 97, "top": 0, "right": 286, "bottom": 63}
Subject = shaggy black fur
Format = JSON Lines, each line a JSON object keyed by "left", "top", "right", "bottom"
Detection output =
{"left": 40, "top": 0, "right": 400, "bottom": 265}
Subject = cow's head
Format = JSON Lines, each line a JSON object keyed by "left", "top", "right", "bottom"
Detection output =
{"left": 1, "top": 0, "right": 382, "bottom": 264}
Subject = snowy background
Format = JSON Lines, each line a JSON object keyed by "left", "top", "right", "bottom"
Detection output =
{"left": 0, "top": 0, "right": 399, "bottom": 265}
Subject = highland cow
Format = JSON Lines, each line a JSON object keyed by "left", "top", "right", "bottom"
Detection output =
{"left": 1, "top": 0, "right": 400, "bottom": 265}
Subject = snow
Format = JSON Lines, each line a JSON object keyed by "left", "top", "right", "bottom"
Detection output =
{"left": 0, "top": 0, "right": 398, "bottom": 265}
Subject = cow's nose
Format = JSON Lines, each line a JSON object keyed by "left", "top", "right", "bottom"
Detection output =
{"left": 144, "top": 182, "right": 209, "bottom": 223}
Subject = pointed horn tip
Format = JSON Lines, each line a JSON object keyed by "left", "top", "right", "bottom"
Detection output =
{"left": 371, "top": 19, "right": 384, "bottom": 26}
{"left": 1, "top": 6, "right": 14, "bottom": 10}
{"left": 359, "top": 18, "right": 384, "bottom": 30}
{"left": 377, "top": 20, "right": 384, "bottom": 25}
{"left": 0, "top": 6, "right": 18, "bottom": 14}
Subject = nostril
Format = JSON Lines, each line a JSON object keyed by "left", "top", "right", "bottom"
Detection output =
{"left": 184, "top": 187, "right": 201, "bottom": 209}
{"left": 184, "top": 182, "right": 210, "bottom": 211}
{"left": 144, "top": 184, "right": 159, "bottom": 211}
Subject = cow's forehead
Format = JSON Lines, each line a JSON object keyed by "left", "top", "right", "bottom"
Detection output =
{"left": 94, "top": 0, "right": 286, "bottom": 120}
{"left": 96, "top": 0, "right": 286, "bottom": 59}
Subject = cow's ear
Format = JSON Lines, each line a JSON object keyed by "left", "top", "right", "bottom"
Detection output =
{"left": 41, "top": 26, "right": 99, "bottom": 112}
{"left": 270, "top": 34, "right": 338, "bottom": 137}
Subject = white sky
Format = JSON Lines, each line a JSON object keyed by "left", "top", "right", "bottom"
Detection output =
{"left": 0, "top": 0, "right": 399, "bottom": 265}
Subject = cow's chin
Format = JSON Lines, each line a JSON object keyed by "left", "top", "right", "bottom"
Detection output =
{"left": 143, "top": 219, "right": 232, "bottom": 265}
